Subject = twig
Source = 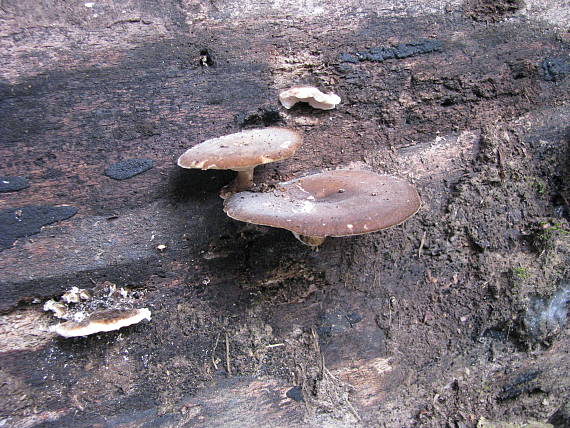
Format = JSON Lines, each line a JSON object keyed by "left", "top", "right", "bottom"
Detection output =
{"left": 225, "top": 332, "right": 231, "bottom": 376}
{"left": 497, "top": 146, "right": 506, "bottom": 180}
{"left": 418, "top": 231, "right": 426, "bottom": 258}
{"left": 211, "top": 333, "right": 220, "bottom": 370}
{"left": 107, "top": 17, "right": 153, "bottom": 28}
{"left": 345, "top": 397, "right": 362, "bottom": 422}
{"left": 266, "top": 343, "right": 285, "bottom": 348}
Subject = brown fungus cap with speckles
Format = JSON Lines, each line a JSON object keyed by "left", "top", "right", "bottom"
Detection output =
{"left": 177, "top": 127, "right": 302, "bottom": 172}
{"left": 224, "top": 169, "right": 421, "bottom": 244}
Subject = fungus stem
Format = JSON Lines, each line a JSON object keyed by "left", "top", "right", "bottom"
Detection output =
{"left": 220, "top": 167, "right": 256, "bottom": 199}
{"left": 292, "top": 233, "right": 326, "bottom": 247}
{"left": 234, "top": 167, "right": 255, "bottom": 192}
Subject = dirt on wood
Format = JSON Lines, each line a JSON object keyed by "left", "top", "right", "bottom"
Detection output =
{"left": 1, "top": 0, "right": 569, "bottom": 427}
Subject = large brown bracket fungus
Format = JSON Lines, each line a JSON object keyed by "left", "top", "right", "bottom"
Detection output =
{"left": 177, "top": 127, "right": 302, "bottom": 197}
{"left": 224, "top": 169, "right": 421, "bottom": 246}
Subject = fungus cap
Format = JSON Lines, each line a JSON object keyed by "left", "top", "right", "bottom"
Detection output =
{"left": 224, "top": 169, "right": 420, "bottom": 239}
{"left": 50, "top": 308, "right": 151, "bottom": 338}
{"left": 177, "top": 127, "right": 302, "bottom": 172}
{"left": 279, "top": 86, "right": 341, "bottom": 110}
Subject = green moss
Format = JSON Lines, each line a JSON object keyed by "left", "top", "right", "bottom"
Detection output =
{"left": 512, "top": 266, "right": 529, "bottom": 280}
{"left": 529, "top": 221, "right": 570, "bottom": 253}
{"left": 532, "top": 180, "right": 546, "bottom": 195}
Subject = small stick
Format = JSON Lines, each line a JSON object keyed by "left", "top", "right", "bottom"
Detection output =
{"left": 418, "top": 231, "right": 426, "bottom": 258}
{"left": 497, "top": 146, "right": 506, "bottom": 180}
{"left": 211, "top": 333, "right": 220, "bottom": 370}
{"left": 225, "top": 332, "right": 231, "bottom": 376}
{"left": 266, "top": 343, "right": 285, "bottom": 348}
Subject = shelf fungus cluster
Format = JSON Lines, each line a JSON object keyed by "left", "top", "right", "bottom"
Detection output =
{"left": 177, "top": 86, "right": 420, "bottom": 247}
{"left": 44, "top": 283, "right": 152, "bottom": 338}
{"left": 224, "top": 169, "right": 421, "bottom": 246}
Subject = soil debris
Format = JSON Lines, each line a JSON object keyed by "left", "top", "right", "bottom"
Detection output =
{"left": 464, "top": 0, "right": 524, "bottom": 22}
{"left": 498, "top": 370, "right": 542, "bottom": 401}
{"left": 548, "top": 402, "right": 570, "bottom": 427}
{"left": 521, "top": 284, "right": 570, "bottom": 347}
{"left": 477, "top": 416, "right": 553, "bottom": 428}
{"left": 234, "top": 106, "right": 282, "bottom": 128}
{"left": 540, "top": 57, "right": 570, "bottom": 82}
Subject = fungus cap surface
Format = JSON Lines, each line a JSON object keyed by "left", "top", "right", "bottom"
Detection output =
{"left": 279, "top": 86, "right": 341, "bottom": 110}
{"left": 177, "top": 127, "right": 302, "bottom": 171}
{"left": 224, "top": 170, "right": 421, "bottom": 237}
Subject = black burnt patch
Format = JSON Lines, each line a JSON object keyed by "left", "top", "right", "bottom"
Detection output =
{"left": 0, "top": 205, "right": 78, "bottom": 250}
{"left": 339, "top": 39, "right": 442, "bottom": 64}
{"left": 549, "top": 403, "right": 570, "bottom": 428}
{"left": 0, "top": 176, "right": 29, "bottom": 193}
{"left": 104, "top": 159, "right": 154, "bottom": 180}
{"left": 199, "top": 49, "right": 214, "bottom": 67}
{"left": 498, "top": 370, "right": 542, "bottom": 401}
{"left": 234, "top": 106, "right": 283, "bottom": 128}
{"left": 541, "top": 57, "right": 570, "bottom": 82}
{"left": 393, "top": 40, "right": 443, "bottom": 58}
{"left": 286, "top": 386, "right": 304, "bottom": 402}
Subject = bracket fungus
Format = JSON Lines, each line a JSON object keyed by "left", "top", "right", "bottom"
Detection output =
{"left": 224, "top": 169, "right": 421, "bottom": 246}
{"left": 177, "top": 127, "right": 302, "bottom": 197}
{"left": 50, "top": 308, "right": 151, "bottom": 338}
{"left": 279, "top": 86, "right": 341, "bottom": 110}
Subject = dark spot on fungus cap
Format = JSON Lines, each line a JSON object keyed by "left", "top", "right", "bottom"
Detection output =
{"left": 223, "top": 169, "right": 421, "bottom": 241}
{"left": 177, "top": 127, "right": 302, "bottom": 172}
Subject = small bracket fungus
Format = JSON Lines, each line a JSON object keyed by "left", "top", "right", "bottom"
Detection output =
{"left": 279, "top": 86, "right": 341, "bottom": 110}
{"left": 61, "top": 286, "right": 91, "bottom": 303}
{"left": 50, "top": 308, "right": 151, "bottom": 338}
{"left": 224, "top": 170, "right": 421, "bottom": 246}
{"left": 177, "top": 127, "right": 302, "bottom": 197}
{"left": 43, "top": 299, "right": 68, "bottom": 319}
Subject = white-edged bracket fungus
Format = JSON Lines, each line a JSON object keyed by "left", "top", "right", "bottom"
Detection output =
{"left": 50, "top": 308, "right": 151, "bottom": 338}
{"left": 224, "top": 169, "right": 421, "bottom": 246}
{"left": 177, "top": 127, "right": 302, "bottom": 197}
{"left": 279, "top": 86, "right": 341, "bottom": 110}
